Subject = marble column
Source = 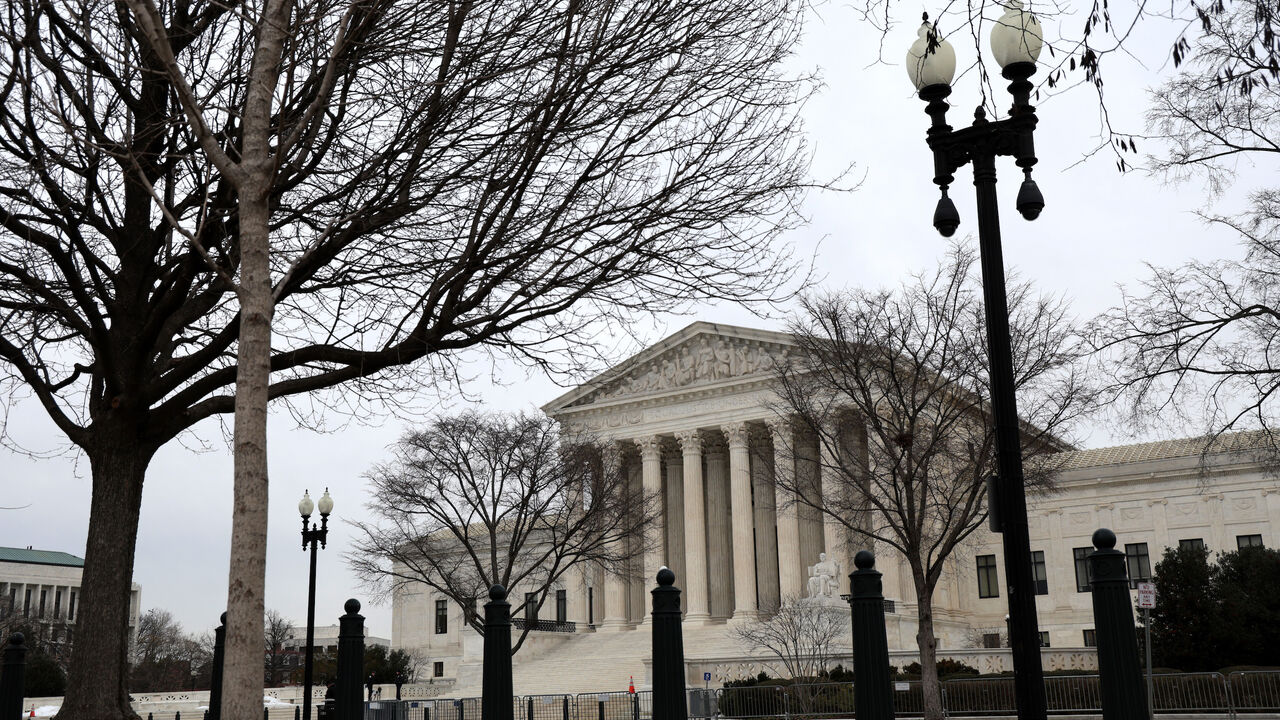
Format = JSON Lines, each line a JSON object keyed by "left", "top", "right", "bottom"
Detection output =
{"left": 795, "top": 433, "right": 825, "bottom": 576}
{"left": 601, "top": 445, "right": 630, "bottom": 631}
{"left": 637, "top": 435, "right": 665, "bottom": 623}
{"left": 677, "top": 430, "right": 712, "bottom": 623}
{"left": 1264, "top": 488, "right": 1280, "bottom": 547}
{"left": 629, "top": 461, "right": 646, "bottom": 623}
{"left": 664, "top": 449, "right": 686, "bottom": 601}
{"left": 770, "top": 423, "right": 805, "bottom": 600}
{"left": 1149, "top": 498, "right": 1170, "bottom": 548}
{"left": 724, "top": 422, "right": 759, "bottom": 622}
{"left": 705, "top": 439, "right": 734, "bottom": 619}
{"left": 1044, "top": 509, "right": 1072, "bottom": 610}
{"left": 819, "top": 420, "right": 849, "bottom": 595}
{"left": 751, "top": 428, "right": 781, "bottom": 613}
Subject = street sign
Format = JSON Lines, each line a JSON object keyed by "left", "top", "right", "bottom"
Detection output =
{"left": 894, "top": 682, "right": 910, "bottom": 692}
{"left": 703, "top": 672, "right": 712, "bottom": 682}
{"left": 1137, "top": 582, "right": 1156, "bottom": 609}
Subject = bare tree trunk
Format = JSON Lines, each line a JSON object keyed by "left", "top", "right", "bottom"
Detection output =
{"left": 220, "top": 191, "right": 275, "bottom": 719}
{"left": 58, "top": 437, "right": 152, "bottom": 720}
{"left": 914, "top": 581, "right": 944, "bottom": 720}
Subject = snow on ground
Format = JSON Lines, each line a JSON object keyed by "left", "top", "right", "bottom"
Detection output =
{"left": 31, "top": 706, "right": 60, "bottom": 717}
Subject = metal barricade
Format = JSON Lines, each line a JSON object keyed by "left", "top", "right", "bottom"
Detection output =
{"left": 1229, "top": 671, "right": 1280, "bottom": 713}
{"left": 1150, "top": 672, "right": 1231, "bottom": 714}
{"left": 688, "top": 689, "right": 720, "bottom": 719}
{"left": 365, "top": 700, "right": 402, "bottom": 720}
{"left": 939, "top": 677, "right": 1016, "bottom": 717}
{"left": 394, "top": 699, "right": 434, "bottom": 720}
{"left": 524, "top": 694, "right": 574, "bottom": 720}
{"left": 1042, "top": 674, "right": 1102, "bottom": 714}
{"left": 716, "top": 685, "right": 788, "bottom": 719}
{"left": 575, "top": 691, "right": 651, "bottom": 720}
{"left": 888, "top": 679, "right": 927, "bottom": 718}
{"left": 783, "top": 682, "right": 855, "bottom": 720}
{"left": 432, "top": 697, "right": 482, "bottom": 720}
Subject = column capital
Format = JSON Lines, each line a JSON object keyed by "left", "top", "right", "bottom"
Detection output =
{"left": 721, "top": 422, "right": 750, "bottom": 449}
{"left": 675, "top": 429, "right": 702, "bottom": 454}
{"left": 766, "top": 419, "right": 791, "bottom": 444}
{"left": 634, "top": 435, "right": 664, "bottom": 460}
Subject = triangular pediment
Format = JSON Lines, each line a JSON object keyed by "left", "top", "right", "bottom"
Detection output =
{"left": 543, "top": 322, "right": 795, "bottom": 413}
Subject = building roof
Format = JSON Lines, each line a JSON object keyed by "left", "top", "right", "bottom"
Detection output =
{"left": 0, "top": 547, "right": 85, "bottom": 567}
{"left": 1059, "top": 430, "right": 1273, "bottom": 470}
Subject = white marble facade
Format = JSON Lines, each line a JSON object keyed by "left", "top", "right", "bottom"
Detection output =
{"left": 391, "top": 322, "right": 1280, "bottom": 677}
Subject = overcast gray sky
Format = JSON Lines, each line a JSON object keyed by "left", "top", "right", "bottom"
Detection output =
{"left": 0, "top": 1, "right": 1260, "bottom": 640}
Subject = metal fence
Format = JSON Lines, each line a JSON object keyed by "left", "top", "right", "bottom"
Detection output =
{"left": 335, "top": 671, "right": 1280, "bottom": 720}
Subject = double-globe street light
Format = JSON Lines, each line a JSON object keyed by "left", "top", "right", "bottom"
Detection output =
{"left": 299, "top": 488, "right": 334, "bottom": 720}
{"left": 906, "top": 4, "right": 1048, "bottom": 719}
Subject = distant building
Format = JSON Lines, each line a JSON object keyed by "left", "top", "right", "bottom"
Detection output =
{"left": 284, "top": 624, "right": 390, "bottom": 654}
{"left": 389, "top": 323, "right": 1280, "bottom": 695}
{"left": 0, "top": 546, "right": 142, "bottom": 655}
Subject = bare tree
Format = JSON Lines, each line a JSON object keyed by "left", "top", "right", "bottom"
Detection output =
{"left": 0, "top": 0, "right": 817, "bottom": 713}
{"left": 350, "top": 411, "right": 659, "bottom": 653}
{"left": 1090, "top": 0, "right": 1280, "bottom": 460}
{"left": 730, "top": 597, "right": 846, "bottom": 682}
{"left": 770, "top": 244, "right": 1093, "bottom": 720}
{"left": 263, "top": 609, "right": 294, "bottom": 687}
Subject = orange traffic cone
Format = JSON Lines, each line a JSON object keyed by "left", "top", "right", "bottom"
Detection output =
{"left": 628, "top": 676, "right": 635, "bottom": 694}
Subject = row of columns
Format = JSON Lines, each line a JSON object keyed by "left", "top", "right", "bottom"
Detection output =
{"left": 597, "top": 420, "right": 860, "bottom": 629}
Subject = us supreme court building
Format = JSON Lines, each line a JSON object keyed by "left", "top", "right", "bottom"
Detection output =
{"left": 390, "top": 322, "right": 1280, "bottom": 690}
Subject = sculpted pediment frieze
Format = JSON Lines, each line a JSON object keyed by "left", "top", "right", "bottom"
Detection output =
{"left": 568, "top": 334, "right": 791, "bottom": 408}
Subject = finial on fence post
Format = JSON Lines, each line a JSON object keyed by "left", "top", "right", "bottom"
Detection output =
{"left": 336, "top": 599, "right": 366, "bottom": 720}
{"left": 1087, "top": 529, "right": 1148, "bottom": 720}
{"left": 482, "top": 585, "right": 514, "bottom": 720}
{"left": 209, "top": 613, "right": 226, "bottom": 720}
{"left": 849, "top": 551, "right": 893, "bottom": 720}
{"left": 0, "top": 632, "right": 27, "bottom": 720}
{"left": 651, "top": 567, "right": 688, "bottom": 720}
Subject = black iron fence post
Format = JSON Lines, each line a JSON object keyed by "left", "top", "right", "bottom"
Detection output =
{"left": 210, "top": 612, "right": 226, "bottom": 720}
{"left": 849, "top": 550, "right": 893, "bottom": 720}
{"left": 1088, "top": 529, "right": 1148, "bottom": 720}
{"left": 336, "top": 599, "right": 366, "bottom": 720}
{"left": 482, "top": 584, "right": 514, "bottom": 720}
{"left": 0, "top": 632, "right": 27, "bottom": 720}
{"left": 651, "top": 568, "right": 688, "bottom": 720}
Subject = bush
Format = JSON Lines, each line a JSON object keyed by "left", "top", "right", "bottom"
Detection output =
{"left": 1152, "top": 545, "right": 1280, "bottom": 670}
{"left": 25, "top": 651, "right": 67, "bottom": 697}
{"left": 901, "top": 658, "right": 980, "bottom": 679}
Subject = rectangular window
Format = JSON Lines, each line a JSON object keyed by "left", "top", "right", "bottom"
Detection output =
{"left": 54, "top": 590, "right": 62, "bottom": 619}
{"left": 39, "top": 590, "right": 46, "bottom": 618}
{"left": 68, "top": 591, "right": 76, "bottom": 621}
{"left": 1083, "top": 629, "right": 1097, "bottom": 647}
{"left": 1039, "top": 631, "right": 1051, "bottom": 648}
{"left": 588, "top": 587, "right": 594, "bottom": 626}
{"left": 976, "top": 555, "right": 999, "bottom": 598}
{"left": 23, "top": 589, "right": 30, "bottom": 617}
{"left": 1125, "top": 543, "right": 1152, "bottom": 588}
{"left": 555, "top": 589, "right": 567, "bottom": 624}
{"left": 1179, "top": 538, "right": 1205, "bottom": 551}
{"left": 525, "top": 592, "right": 538, "bottom": 623}
{"left": 1031, "top": 551, "right": 1048, "bottom": 595}
{"left": 1237, "top": 534, "right": 1265, "bottom": 549}
{"left": 434, "top": 599, "right": 448, "bottom": 635}
{"left": 433, "top": 662, "right": 444, "bottom": 678}
{"left": 1074, "top": 547, "right": 1092, "bottom": 592}
{"left": 982, "top": 633, "right": 1001, "bottom": 649}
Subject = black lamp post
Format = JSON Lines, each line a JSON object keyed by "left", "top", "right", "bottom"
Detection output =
{"left": 907, "top": 4, "right": 1047, "bottom": 719}
{"left": 299, "top": 488, "right": 334, "bottom": 720}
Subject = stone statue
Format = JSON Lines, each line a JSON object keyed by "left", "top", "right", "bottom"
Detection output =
{"left": 806, "top": 552, "right": 840, "bottom": 599}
